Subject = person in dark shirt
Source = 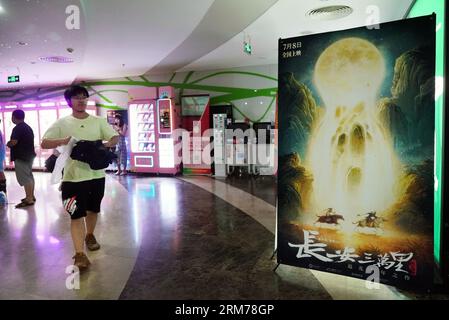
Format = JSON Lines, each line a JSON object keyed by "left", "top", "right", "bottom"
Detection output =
{"left": 0, "top": 118, "right": 6, "bottom": 195}
{"left": 6, "top": 109, "right": 36, "bottom": 208}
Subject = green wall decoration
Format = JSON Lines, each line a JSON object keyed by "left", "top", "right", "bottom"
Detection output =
{"left": 408, "top": 0, "right": 445, "bottom": 266}
{"left": 0, "top": 66, "right": 278, "bottom": 123}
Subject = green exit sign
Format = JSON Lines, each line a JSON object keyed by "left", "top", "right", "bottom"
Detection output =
{"left": 243, "top": 42, "right": 252, "bottom": 55}
{"left": 8, "top": 75, "right": 20, "bottom": 83}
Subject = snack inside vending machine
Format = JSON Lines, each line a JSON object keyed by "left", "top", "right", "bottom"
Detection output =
{"left": 129, "top": 99, "right": 157, "bottom": 172}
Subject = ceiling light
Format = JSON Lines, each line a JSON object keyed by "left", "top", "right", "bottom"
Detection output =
{"left": 307, "top": 5, "right": 353, "bottom": 20}
{"left": 40, "top": 102, "right": 56, "bottom": 107}
{"left": 17, "top": 41, "right": 28, "bottom": 46}
{"left": 0, "top": 5, "right": 5, "bottom": 14}
{"left": 39, "top": 56, "right": 74, "bottom": 63}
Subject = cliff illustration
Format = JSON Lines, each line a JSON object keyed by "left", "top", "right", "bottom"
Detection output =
{"left": 380, "top": 45, "right": 435, "bottom": 159}
{"left": 278, "top": 72, "right": 318, "bottom": 157}
{"left": 278, "top": 152, "right": 313, "bottom": 222}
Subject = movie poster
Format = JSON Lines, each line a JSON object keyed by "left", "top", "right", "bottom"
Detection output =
{"left": 277, "top": 15, "right": 436, "bottom": 288}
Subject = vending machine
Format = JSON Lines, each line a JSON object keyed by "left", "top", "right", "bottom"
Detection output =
{"left": 128, "top": 88, "right": 181, "bottom": 174}
{"left": 129, "top": 100, "right": 158, "bottom": 173}
{"left": 157, "top": 98, "right": 181, "bottom": 174}
{"left": 128, "top": 87, "right": 181, "bottom": 175}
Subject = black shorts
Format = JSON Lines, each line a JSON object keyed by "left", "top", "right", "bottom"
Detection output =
{"left": 61, "top": 178, "right": 105, "bottom": 220}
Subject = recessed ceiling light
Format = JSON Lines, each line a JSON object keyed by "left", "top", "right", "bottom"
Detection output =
{"left": 0, "top": 5, "right": 5, "bottom": 14}
{"left": 39, "top": 56, "right": 74, "bottom": 63}
{"left": 307, "top": 5, "right": 353, "bottom": 20}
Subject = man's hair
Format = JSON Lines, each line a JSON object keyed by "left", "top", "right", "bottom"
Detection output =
{"left": 12, "top": 109, "right": 25, "bottom": 120}
{"left": 64, "top": 85, "right": 89, "bottom": 105}
{"left": 115, "top": 114, "right": 125, "bottom": 126}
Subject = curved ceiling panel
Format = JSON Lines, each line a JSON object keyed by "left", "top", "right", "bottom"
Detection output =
{"left": 179, "top": 0, "right": 414, "bottom": 72}
{"left": 0, "top": 0, "right": 416, "bottom": 90}
{"left": 76, "top": 0, "right": 215, "bottom": 80}
{"left": 148, "top": 0, "right": 279, "bottom": 74}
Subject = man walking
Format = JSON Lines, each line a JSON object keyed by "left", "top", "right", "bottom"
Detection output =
{"left": 41, "top": 85, "right": 118, "bottom": 271}
{"left": 7, "top": 109, "right": 36, "bottom": 208}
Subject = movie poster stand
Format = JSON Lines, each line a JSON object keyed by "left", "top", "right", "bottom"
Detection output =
{"left": 276, "top": 14, "right": 446, "bottom": 291}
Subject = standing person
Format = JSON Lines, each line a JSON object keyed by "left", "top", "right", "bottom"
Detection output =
{"left": 0, "top": 119, "right": 6, "bottom": 195}
{"left": 113, "top": 114, "right": 128, "bottom": 175}
{"left": 41, "top": 85, "right": 118, "bottom": 271}
{"left": 6, "top": 109, "right": 36, "bottom": 208}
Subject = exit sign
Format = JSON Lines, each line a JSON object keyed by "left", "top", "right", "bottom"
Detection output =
{"left": 8, "top": 75, "right": 20, "bottom": 83}
{"left": 243, "top": 42, "right": 252, "bottom": 55}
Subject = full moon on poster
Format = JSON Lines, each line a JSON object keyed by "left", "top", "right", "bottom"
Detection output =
{"left": 277, "top": 15, "right": 436, "bottom": 289}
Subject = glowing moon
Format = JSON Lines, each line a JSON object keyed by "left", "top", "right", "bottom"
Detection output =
{"left": 314, "top": 37, "right": 385, "bottom": 108}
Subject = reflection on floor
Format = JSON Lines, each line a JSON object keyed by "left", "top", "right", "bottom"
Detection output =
{"left": 0, "top": 171, "right": 140, "bottom": 299}
{"left": 219, "top": 175, "right": 277, "bottom": 206}
{"left": 180, "top": 175, "right": 449, "bottom": 300}
{"left": 0, "top": 172, "right": 447, "bottom": 300}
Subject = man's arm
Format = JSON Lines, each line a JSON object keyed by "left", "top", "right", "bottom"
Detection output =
{"left": 103, "top": 135, "right": 119, "bottom": 148}
{"left": 41, "top": 136, "right": 71, "bottom": 149}
{"left": 6, "top": 140, "right": 18, "bottom": 148}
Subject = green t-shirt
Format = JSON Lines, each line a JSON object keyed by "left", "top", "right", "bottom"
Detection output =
{"left": 42, "top": 114, "right": 118, "bottom": 182}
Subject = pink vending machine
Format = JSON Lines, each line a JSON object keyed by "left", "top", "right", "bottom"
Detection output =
{"left": 156, "top": 97, "right": 181, "bottom": 174}
{"left": 128, "top": 86, "right": 180, "bottom": 174}
{"left": 129, "top": 100, "right": 158, "bottom": 173}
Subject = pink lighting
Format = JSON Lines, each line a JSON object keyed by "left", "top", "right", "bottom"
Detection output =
{"left": 1, "top": 99, "right": 98, "bottom": 170}
{"left": 49, "top": 236, "right": 60, "bottom": 245}
{"left": 40, "top": 102, "right": 56, "bottom": 107}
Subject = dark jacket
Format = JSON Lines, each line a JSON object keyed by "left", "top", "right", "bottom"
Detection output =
{"left": 10, "top": 122, "right": 36, "bottom": 161}
{"left": 70, "top": 140, "right": 117, "bottom": 170}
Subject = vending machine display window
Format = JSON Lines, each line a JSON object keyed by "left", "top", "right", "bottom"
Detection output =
{"left": 157, "top": 99, "right": 173, "bottom": 134}
{"left": 129, "top": 103, "right": 156, "bottom": 154}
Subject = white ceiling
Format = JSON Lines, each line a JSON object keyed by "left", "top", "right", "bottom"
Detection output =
{"left": 180, "top": 0, "right": 415, "bottom": 71}
{"left": 0, "top": 0, "right": 414, "bottom": 90}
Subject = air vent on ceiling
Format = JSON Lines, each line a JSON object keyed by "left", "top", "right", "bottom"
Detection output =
{"left": 39, "top": 56, "right": 74, "bottom": 63}
{"left": 307, "top": 5, "right": 353, "bottom": 20}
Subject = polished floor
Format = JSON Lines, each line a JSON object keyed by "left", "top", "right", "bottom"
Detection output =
{"left": 0, "top": 171, "right": 447, "bottom": 300}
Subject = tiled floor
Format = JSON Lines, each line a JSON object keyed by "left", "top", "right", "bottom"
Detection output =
{"left": 218, "top": 175, "right": 277, "bottom": 206}
{"left": 0, "top": 171, "right": 447, "bottom": 300}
